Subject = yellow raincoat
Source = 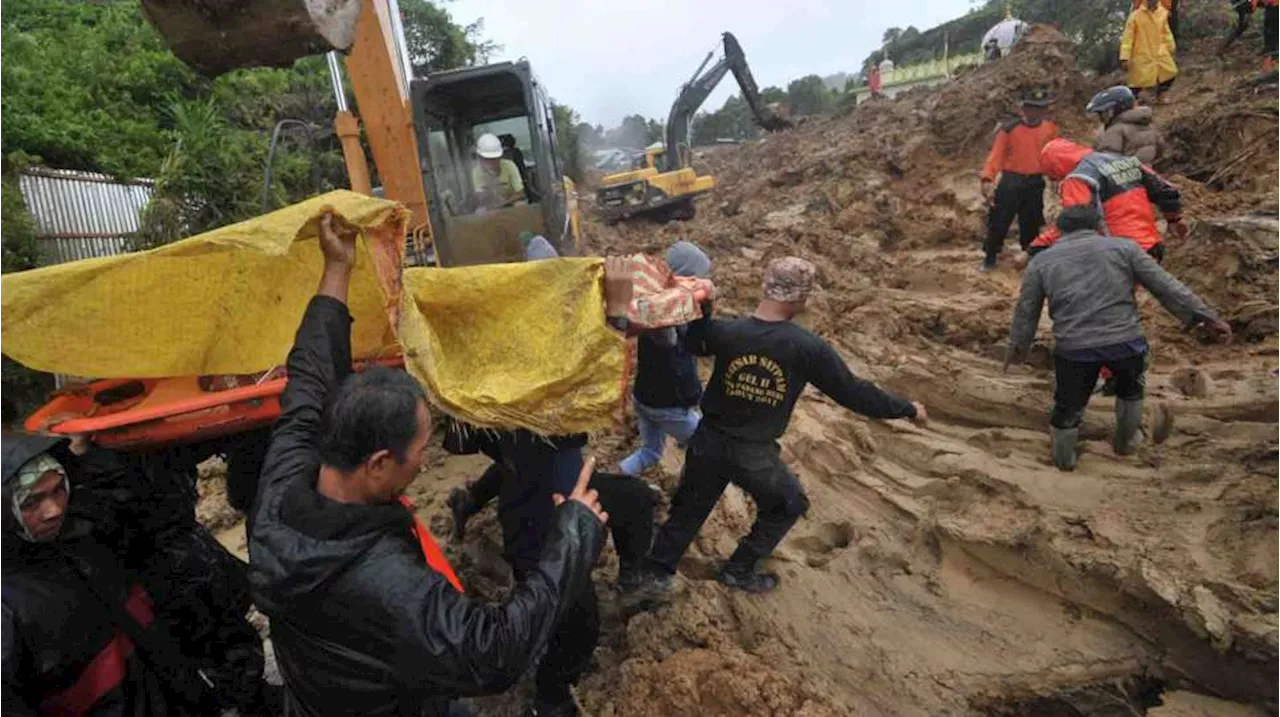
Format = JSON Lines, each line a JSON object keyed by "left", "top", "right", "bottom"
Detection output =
{"left": 1120, "top": 5, "right": 1178, "bottom": 88}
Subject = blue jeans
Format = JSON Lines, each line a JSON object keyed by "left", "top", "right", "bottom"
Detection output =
{"left": 619, "top": 400, "right": 701, "bottom": 476}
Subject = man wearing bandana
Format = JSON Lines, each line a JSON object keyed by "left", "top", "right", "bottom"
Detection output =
{"left": 1, "top": 433, "right": 264, "bottom": 716}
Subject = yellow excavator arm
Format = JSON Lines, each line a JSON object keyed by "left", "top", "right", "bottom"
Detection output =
{"left": 143, "top": 0, "right": 429, "bottom": 235}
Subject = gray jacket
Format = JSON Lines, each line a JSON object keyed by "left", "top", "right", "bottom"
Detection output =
{"left": 1010, "top": 230, "right": 1218, "bottom": 354}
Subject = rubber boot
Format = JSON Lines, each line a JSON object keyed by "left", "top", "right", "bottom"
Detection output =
{"left": 1051, "top": 427, "right": 1078, "bottom": 471}
{"left": 1114, "top": 399, "right": 1145, "bottom": 455}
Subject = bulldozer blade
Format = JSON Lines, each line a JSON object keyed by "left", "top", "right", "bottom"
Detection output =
{"left": 140, "top": 0, "right": 363, "bottom": 77}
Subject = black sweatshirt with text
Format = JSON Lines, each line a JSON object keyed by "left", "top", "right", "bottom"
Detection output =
{"left": 685, "top": 308, "right": 916, "bottom": 443}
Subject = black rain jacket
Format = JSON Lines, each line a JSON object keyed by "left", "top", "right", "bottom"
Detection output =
{"left": 249, "top": 296, "right": 606, "bottom": 717}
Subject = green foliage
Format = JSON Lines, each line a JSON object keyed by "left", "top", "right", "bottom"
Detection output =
{"left": 2, "top": 0, "right": 492, "bottom": 249}
{"left": 551, "top": 102, "right": 583, "bottom": 183}
{"left": 786, "top": 75, "right": 836, "bottom": 116}
{"left": 2, "top": 177, "right": 40, "bottom": 273}
{"left": 401, "top": 0, "right": 498, "bottom": 75}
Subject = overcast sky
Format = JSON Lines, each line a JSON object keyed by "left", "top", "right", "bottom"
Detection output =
{"left": 445, "top": 0, "right": 977, "bottom": 127}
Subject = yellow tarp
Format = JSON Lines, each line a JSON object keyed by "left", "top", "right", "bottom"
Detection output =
{"left": 1, "top": 190, "right": 625, "bottom": 434}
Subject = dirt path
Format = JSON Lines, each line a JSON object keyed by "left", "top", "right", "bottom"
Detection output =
{"left": 200, "top": 27, "right": 1277, "bottom": 717}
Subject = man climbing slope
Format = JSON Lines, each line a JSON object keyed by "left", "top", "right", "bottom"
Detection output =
{"left": 631, "top": 257, "right": 926, "bottom": 595}
{"left": 1028, "top": 138, "right": 1185, "bottom": 263}
{"left": 1007, "top": 204, "right": 1231, "bottom": 471}
{"left": 1089, "top": 86, "right": 1163, "bottom": 164}
{"left": 618, "top": 241, "right": 713, "bottom": 477}
{"left": 979, "top": 87, "right": 1058, "bottom": 271}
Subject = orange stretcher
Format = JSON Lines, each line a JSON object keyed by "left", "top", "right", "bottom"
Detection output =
{"left": 26, "top": 357, "right": 404, "bottom": 449}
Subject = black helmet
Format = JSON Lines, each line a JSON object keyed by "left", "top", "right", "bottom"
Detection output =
{"left": 1086, "top": 85, "right": 1136, "bottom": 115}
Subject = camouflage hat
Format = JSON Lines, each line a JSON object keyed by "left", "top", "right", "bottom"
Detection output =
{"left": 762, "top": 256, "right": 817, "bottom": 303}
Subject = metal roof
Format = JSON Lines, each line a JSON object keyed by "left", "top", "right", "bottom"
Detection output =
{"left": 18, "top": 167, "right": 154, "bottom": 265}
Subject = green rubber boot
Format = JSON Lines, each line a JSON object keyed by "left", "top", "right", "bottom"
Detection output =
{"left": 1051, "top": 427, "right": 1078, "bottom": 471}
{"left": 1114, "top": 399, "right": 1145, "bottom": 455}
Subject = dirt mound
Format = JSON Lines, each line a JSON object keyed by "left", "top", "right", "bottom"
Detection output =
{"left": 573, "top": 23, "right": 1277, "bottom": 717}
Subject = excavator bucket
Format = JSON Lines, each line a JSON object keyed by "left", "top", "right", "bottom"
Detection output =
{"left": 140, "top": 0, "right": 363, "bottom": 77}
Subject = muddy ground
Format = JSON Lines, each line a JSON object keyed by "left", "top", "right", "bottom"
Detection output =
{"left": 209, "top": 27, "right": 1278, "bottom": 717}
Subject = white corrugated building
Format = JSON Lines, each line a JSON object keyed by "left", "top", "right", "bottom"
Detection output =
{"left": 18, "top": 167, "right": 153, "bottom": 266}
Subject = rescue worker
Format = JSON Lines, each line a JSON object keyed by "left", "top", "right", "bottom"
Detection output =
{"left": 630, "top": 257, "right": 926, "bottom": 596}
{"left": 2, "top": 433, "right": 251, "bottom": 715}
{"left": 1088, "top": 86, "right": 1163, "bottom": 164}
{"left": 1262, "top": 0, "right": 1280, "bottom": 71}
{"left": 618, "top": 241, "right": 712, "bottom": 477}
{"left": 249, "top": 212, "right": 612, "bottom": 717}
{"left": 1132, "top": 0, "right": 1179, "bottom": 41}
{"left": 472, "top": 133, "right": 525, "bottom": 210}
{"left": 1027, "top": 138, "right": 1185, "bottom": 263}
{"left": 1006, "top": 205, "right": 1231, "bottom": 470}
{"left": 500, "top": 134, "right": 533, "bottom": 201}
{"left": 979, "top": 87, "right": 1058, "bottom": 271}
{"left": 1122, "top": 0, "right": 1179, "bottom": 103}
{"left": 1223, "top": 0, "right": 1256, "bottom": 53}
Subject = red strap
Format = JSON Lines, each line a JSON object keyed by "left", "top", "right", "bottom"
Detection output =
{"left": 398, "top": 496, "right": 464, "bottom": 593}
{"left": 41, "top": 585, "right": 154, "bottom": 717}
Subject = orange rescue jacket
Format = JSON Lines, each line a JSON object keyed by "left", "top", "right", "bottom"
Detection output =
{"left": 981, "top": 118, "right": 1059, "bottom": 182}
{"left": 1031, "top": 138, "right": 1182, "bottom": 252}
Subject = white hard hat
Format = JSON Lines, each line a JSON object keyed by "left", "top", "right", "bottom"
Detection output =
{"left": 476, "top": 133, "right": 503, "bottom": 159}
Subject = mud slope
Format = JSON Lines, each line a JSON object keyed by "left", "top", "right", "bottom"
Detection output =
{"left": 561, "top": 27, "right": 1278, "bottom": 717}
{"left": 208, "top": 27, "right": 1277, "bottom": 717}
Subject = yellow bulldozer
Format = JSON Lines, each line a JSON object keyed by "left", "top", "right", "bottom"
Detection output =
{"left": 595, "top": 32, "right": 791, "bottom": 224}
{"left": 141, "top": 0, "right": 582, "bottom": 267}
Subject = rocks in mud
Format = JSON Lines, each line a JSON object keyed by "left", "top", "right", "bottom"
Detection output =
{"left": 1186, "top": 585, "right": 1234, "bottom": 651}
{"left": 1170, "top": 366, "right": 1212, "bottom": 398}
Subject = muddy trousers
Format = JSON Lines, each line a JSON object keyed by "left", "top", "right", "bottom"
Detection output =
{"left": 648, "top": 427, "right": 810, "bottom": 575}
{"left": 984, "top": 173, "right": 1045, "bottom": 264}
{"left": 1052, "top": 351, "right": 1147, "bottom": 429}
{"left": 470, "top": 464, "right": 657, "bottom": 576}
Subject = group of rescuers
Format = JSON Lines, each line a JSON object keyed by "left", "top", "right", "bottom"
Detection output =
{"left": 2, "top": 32, "right": 1243, "bottom": 717}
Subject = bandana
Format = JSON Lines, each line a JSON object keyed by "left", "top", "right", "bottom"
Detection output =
{"left": 11, "top": 453, "right": 69, "bottom": 541}
{"left": 762, "top": 257, "right": 817, "bottom": 303}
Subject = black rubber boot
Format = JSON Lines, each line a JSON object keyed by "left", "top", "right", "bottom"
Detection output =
{"left": 618, "top": 564, "right": 673, "bottom": 609}
{"left": 716, "top": 563, "right": 780, "bottom": 594}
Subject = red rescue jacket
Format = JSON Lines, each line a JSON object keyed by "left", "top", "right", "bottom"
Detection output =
{"left": 1031, "top": 138, "right": 1182, "bottom": 252}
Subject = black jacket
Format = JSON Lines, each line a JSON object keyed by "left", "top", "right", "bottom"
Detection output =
{"left": 632, "top": 328, "right": 702, "bottom": 409}
{"left": 3, "top": 436, "right": 264, "bottom": 716}
{"left": 2, "top": 442, "right": 171, "bottom": 717}
{"left": 249, "top": 296, "right": 606, "bottom": 717}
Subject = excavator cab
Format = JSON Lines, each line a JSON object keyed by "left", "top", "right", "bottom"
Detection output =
{"left": 410, "top": 62, "right": 580, "bottom": 267}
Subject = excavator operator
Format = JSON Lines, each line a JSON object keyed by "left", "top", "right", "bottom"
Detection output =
{"left": 472, "top": 133, "right": 526, "bottom": 211}
{"left": 979, "top": 87, "right": 1058, "bottom": 271}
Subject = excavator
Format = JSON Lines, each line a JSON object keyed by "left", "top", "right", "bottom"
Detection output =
{"left": 596, "top": 32, "right": 791, "bottom": 223}
{"left": 140, "top": 0, "right": 581, "bottom": 267}
{"left": 17, "top": 0, "right": 592, "bottom": 510}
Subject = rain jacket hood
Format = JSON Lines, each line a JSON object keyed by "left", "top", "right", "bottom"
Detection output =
{"left": 1040, "top": 139, "right": 1092, "bottom": 181}
{"left": 0, "top": 435, "right": 68, "bottom": 540}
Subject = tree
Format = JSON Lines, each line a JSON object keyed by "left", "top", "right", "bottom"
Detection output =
{"left": 882, "top": 27, "right": 903, "bottom": 45}
{"left": 760, "top": 86, "right": 788, "bottom": 104}
{"left": 646, "top": 118, "right": 665, "bottom": 145}
{"left": 551, "top": 101, "right": 583, "bottom": 182}
{"left": 787, "top": 75, "right": 835, "bottom": 116}
{"left": 400, "top": 0, "right": 498, "bottom": 76}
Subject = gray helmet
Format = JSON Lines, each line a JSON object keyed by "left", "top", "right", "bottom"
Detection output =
{"left": 1086, "top": 86, "right": 1136, "bottom": 115}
